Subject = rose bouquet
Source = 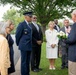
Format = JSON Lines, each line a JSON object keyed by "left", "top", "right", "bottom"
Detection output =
{"left": 57, "top": 31, "right": 68, "bottom": 39}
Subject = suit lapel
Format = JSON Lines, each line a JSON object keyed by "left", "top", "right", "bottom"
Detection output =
{"left": 62, "top": 27, "right": 66, "bottom": 33}
{"left": 32, "top": 23, "right": 39, "bottom": 33}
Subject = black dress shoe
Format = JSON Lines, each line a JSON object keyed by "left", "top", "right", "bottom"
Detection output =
{"left": 65, "top": 66, "right": 68, "bottom": 68}
{"left": 38, "top": 68, "right": 42, "bottom": 71}
{"left": 61, "top": 66, "right": 65, "bottom": 69}
{"left": 32, "top": 69, "right": 40, "bottom": 72}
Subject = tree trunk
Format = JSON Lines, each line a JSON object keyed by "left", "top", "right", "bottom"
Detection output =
{"left": 41, "top": 25, "right": 46, "bottom": 35}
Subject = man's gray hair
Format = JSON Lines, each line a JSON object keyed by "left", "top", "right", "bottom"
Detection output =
{"left": 0, "top": 21, "right": 10, "bottom": 36}
{"left": 71, "top": 9, "right": 76, "bottom": 15}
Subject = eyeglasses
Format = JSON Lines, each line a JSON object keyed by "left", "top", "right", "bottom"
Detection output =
{"left": 65, "top": 22, "right": 69, "bottom": 23}
{"left": 10, "top": 23, "right": 14, "bottom": 26}
{"left": 33, "top": 17, "right": 37, "bottom": 19}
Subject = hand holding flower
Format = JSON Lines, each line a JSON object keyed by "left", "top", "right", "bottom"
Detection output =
{"left": 57, "top": 31, "right": 68, "bottom": 39}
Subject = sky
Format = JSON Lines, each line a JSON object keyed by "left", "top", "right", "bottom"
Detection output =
{"left": 0, "top": 4, "right": 11, "bottom": 21}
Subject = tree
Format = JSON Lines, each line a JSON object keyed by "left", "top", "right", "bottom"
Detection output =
{"left": 0, "top": 0, "right": 76, "bottom": 34}
{"left": 2, "top": 8, "right": 24, "bottom": 34}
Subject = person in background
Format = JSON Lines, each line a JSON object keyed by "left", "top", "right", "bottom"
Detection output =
{"left": 45, "top": 21, "right": 59, "bottom": 70}
{"left": 60, "top": 19, "right": 71, "bottom": 69}
{"left": 15, "top": 11, "right": 33, "bottom": 75}
{"left": 54, "top": 19, "right": 60, "bottom": 32}
{"left": 0, "top": 21, "right": 10, "bottom": 75}
{"left": 30, "top": 15, "right": 43, "bottom": 72}
{"left": 6, "top": 20, "right": 15, "bottom": 74}
{"left": 54, "top": 19, "right": 60, "bottom": 57}
{"left": 65, "top": 9, "right": 76, "bottom": 75}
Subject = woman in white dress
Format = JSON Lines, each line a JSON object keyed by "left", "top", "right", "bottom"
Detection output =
{"left": 45, "top": 21, "right": 59, "bottom": 70}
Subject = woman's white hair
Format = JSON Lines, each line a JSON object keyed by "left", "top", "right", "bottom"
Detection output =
{"left": 71, "top": 9, "right": 76, "bottom": 15}
{"left": 0, "top": 21, "right": 10, "bottom": 36}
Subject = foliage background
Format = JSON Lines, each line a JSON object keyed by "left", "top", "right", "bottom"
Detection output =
{"left": 0, "top": 0, "right": 76, "bottom": 34}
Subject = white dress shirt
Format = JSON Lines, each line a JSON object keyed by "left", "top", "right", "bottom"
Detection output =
{"left": 32, "top": 22, "right": 39, "bottom": 32}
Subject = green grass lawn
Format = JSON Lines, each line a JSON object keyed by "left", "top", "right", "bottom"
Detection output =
{"left": 30, "top": 42, "right": 68, "bottom": 75}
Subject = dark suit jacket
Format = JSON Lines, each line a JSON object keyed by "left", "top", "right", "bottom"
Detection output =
{"left": 65, "top": 23, "right": 76, "bottom": 62}
{"left": 30, "top": 23, "right": 43, "bottom": 47}
{"left": 15, "top": 21, "right": 32, "bottom": 51}
{"left": 60, "top": 26, "right": 69, "bottom": 47}
{"left": 54, "top": 25, "right": 60, "bottom": 31}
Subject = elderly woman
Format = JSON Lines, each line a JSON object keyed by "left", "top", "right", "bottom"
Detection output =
{"left": 6, "top": 20, "right": 15, "bottom": 74}
{"left": 0, "top": 22, "right": 10, "bottom": 75}
{"left": 45, "top": 21, "right": 59, "bottom": 70}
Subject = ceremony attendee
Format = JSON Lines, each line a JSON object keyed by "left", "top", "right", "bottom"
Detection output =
{"left": 15, "top": 11, "right": 33, "bottom": 75}
{"left": 30, "top": 15, "right": 43, "bottom": 72}
{"left": 6, "top": 20, "right": 15, "bottom": 74}
{"left": 65, "top": 9, "right": 76, "bottom": 75}
{"left": 54, "top": 19, "right": 60, "bottom": 32}
{"left": 54, "top": 19, "right": 60, "bottom": 57}
{"left": 45, "top": 21, "right": 59, "bottom": 70}
{"left": 60, "top": 19, "right": 71, "bottom": 69}
{"left": 0, "top": 22, "right": 10, "bottom": 75}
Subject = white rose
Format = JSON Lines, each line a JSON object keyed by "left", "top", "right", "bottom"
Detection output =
{"left": 60, "top": 33, "right": 63, "bottom": 36}
{"left": 57, "top": 32, "right": 60, "bottom": 35}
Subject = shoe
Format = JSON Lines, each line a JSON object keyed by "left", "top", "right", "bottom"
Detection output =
{"left": 32, "top": 68, "right": 40, "bottom": 72}
{"left": 52, "top": 67, "right": 56, "bottom": 70}
{"left": 61, "top": 66, "right": 65, "bottom": 69}
{"left": 65, "top": 66, "right": 68, "bottom": 68}
{"left": 49, "top": 67, "right": 52, "bottom": 70}
{"left": 38, "top": 68, "right": 42, "bottom": 71}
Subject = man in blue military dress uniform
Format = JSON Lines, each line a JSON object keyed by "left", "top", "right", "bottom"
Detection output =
{"left": 15, "top": 11, "right": 33, "bottom": 75}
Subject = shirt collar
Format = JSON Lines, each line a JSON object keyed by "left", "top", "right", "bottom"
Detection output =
{"left": 25, "top": 20, "right": 29, "bottom": 25}
{"left": 32, "top": 22, "right": 37, "bottom": 25}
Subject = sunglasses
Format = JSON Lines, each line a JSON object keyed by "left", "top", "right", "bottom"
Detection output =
{"left": 33, "top": 17, "right": 37, "bottom": 19}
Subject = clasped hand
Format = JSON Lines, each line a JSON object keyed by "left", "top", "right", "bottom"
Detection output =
{"left": 37, "top": 41, "right": 42, "bottom": 45}
{"left": 51, "top": 44, "right": 56, "bottom": 48}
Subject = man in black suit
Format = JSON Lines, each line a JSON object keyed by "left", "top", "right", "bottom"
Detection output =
{"left": 54, "top": 19, "right": 60, "bottom": 32}
{"left": 65, "top": 10, "right": 76, "bottom": 75}
{"left": 60, "top": 19, "right": 71, "bottom": 69}
{"left": 54, "top": 19, "right": 60, "bottom": 57}
{"left": 30, "top": 15, "right": 43, "bottom": 72}
{"left": 15, "top": 11, "right": 33, "bottom": 75}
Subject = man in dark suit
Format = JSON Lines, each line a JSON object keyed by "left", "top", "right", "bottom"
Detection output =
{"left": 54, "top": 19, "right": 60, "bottom": 32}
{"left": 30, "top": 15, "right": 43, "bottom": 72}
{"left": 65, "top": 10, "right": 76, "bottom": 75}
{"left": 54, "top": 19, "right": 60, "bottom": 57}
{"left": 15, "top": 11, "right": 33, "bottom": 75}
{"left": 60, "top": 19, "right": 71, "bottom": 69}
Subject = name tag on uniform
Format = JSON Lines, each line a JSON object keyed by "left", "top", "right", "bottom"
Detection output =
{"left": 24, "top": 29, "right": 28, "bottom": 34}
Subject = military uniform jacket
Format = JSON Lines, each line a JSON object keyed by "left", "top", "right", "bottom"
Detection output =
{"left": 15, "top": 21, "right": 32, "bottom": 51}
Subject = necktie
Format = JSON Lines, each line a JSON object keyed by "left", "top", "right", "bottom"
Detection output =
{"left": 66, "top": 26, "right": 68, "bottom": 29}
{"left": 28, "top": 23, "right": 31, "bottom": 29}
